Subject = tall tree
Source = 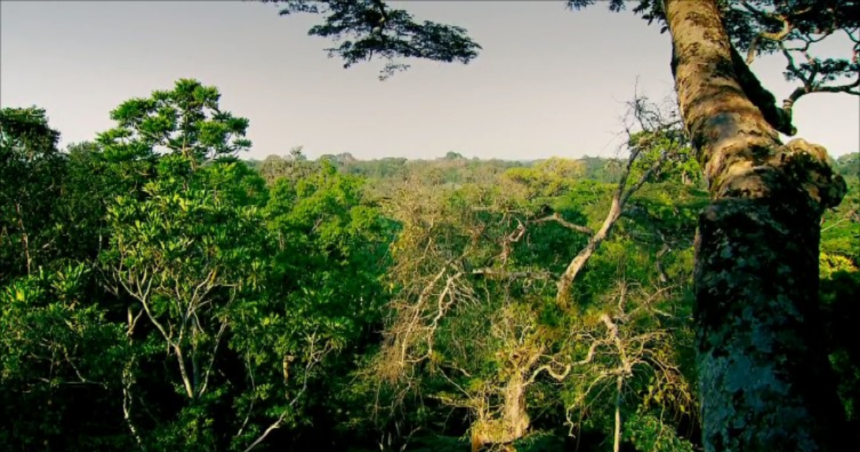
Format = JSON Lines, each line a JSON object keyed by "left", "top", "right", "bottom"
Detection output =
{"left": 0, "top": 107, "right": 65, "bottom": 280}
{"left": 658, "top": 2, "right": 849, "bottom": 450}
{"left": 260, "top": 1, "right": 856, "bottom": 450}
{"left": 97, "top": 78, "right": 251, "bottom": 168}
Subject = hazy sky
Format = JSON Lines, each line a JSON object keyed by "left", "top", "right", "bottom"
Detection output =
{"left": 2, "top": 1, "right": 858, "bottom": 160}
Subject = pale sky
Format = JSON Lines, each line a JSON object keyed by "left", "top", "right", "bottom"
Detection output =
{"left": 1, "top": 1, "right": 858, "bottom": 160}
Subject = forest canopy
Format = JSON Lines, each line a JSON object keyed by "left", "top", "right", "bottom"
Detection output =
{"left": 1, "top": 77, "right": 857, "bottom": 451}
{"left": 2, "top": 0, "right": 859, "bottom": 451}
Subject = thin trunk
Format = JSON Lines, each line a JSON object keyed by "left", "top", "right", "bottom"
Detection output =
{"left": 664, "top": 0, "right": 847, "bottom": 450}
{"left": 122, "top": 368, "right": 145, "bottom": 451}
{"left": 556, "top": 195, "right": 622, "bottom": 305}
{"left": 191, "top": 323, "right": 200, "bottom": 398}
{"left": 556, "top": 149, "right": 665, "bottom": 306}
{"left": 124, "top": 312, "right": 145, "bottom": 450}
{"left": 174, "top": 345, "right": 195, "bottom": 399}
{"left": 14, "top": 202, "right": 31, "bottom": 275}
{"left": 656, "top": 243, "right": 670, "bottom": 284}
{"left": 614, "top": 375, "right": 622, "bottom": 452}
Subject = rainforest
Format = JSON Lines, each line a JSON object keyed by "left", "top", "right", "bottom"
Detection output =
{"left": 1, "top": 1, "right": 858, "bottom": 451}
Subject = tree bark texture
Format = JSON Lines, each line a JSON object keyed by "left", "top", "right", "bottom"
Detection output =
{"left": 664, "top": 0, "right": 848, "bottom": 450}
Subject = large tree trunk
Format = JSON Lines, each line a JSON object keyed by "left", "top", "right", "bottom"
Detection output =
{"left": 663, "top": 0, "right": 848, "bottom": 450}
{"left": 470, "top": 361, "right": 533, "bottom": 452}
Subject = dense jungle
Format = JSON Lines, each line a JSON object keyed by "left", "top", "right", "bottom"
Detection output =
{"left": 1, "top": 1, "right": 858, "bottom": 451}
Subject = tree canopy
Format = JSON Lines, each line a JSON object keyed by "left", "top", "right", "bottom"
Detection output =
{"left": 2, "top": 1, "right": 858, "bottom": 451}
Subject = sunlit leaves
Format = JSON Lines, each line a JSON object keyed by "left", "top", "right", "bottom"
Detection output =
{"left": 0, "top": 265, "right": 125, "bottom": 449}
{"left": 502, "top": 157, "right": 587, "bottom": 202}
{"left": 97, "top": 79, "right": 251, "bottom": 164}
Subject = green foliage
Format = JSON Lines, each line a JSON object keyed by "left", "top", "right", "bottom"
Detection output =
{"left": 258, "top": 147, "right": 317, "bottom": 185}
{"left": 627, "top": 130, "right": 702, "bottom": 188}
{"left": 502, "top": 157, "right": 586, "bottom": 200}
{"left": 0, "top": 265, "right": 126, "bottom": 451}
{"left": 820, "top": 263, "right": 860, "bottom": 434}
{"left": 262, "top": 159, "right": 391, "bottom": 342}
{"left": 821, "top": 178, "right": 859, "bottom": 265}
{"left": 97, "top": 78, "right": 251, "bottom": 164}
{"left": 820, "top": 178, "right": 860, "bottom": 433}
{"left": 234, "top": 159, "right": 393, "bottom": 449}
{"left": 101, "top": 154, "right": 270, "bottom": 449}
{"left": 623, "top": 409, "right": 696, "bottom": 452}
{"left": 0, "top": 107, "right": 67, "bottom": 280}
{"left": 4, "top": 75, "right": 855, "bottom": 451}
{"left": 835, "top": 152, "right": 859, "bottom": 180}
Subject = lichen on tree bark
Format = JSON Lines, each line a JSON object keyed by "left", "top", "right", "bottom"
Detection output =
{"left": 664, "top": 0, "right": 848, "bottom": 450}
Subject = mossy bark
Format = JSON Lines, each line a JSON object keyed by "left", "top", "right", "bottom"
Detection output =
{"left": 470, "top": 346, "right": 543, "bottom": 452}
{"left": 664, "top": 0, "right": 848, "bottom": 450}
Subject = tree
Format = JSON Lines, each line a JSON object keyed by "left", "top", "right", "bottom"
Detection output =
{"left": 2, "top": 109, "right": 131, "bottom": 451}
{"left": 0, "top": 264, "right": 126, "bottom": 451}
{"left": 0, "top": 107, "right": 65, "bottom": 280}
{"left": 367, "top": 173, "right": 580, "bottom": 452}
{"left": 251, "top": 160, "right": 393, "bottom": 450}
{"left": 561, "top": 281, "right": 696, "bottom": 452}
{"left": 262, "top": 0, "right": 481, "bottom": 81}
{"left": 835, "top": 152, "right": 859, "bottom": 180}
{"left": 359, "top": 146, "right": 699, "bottom": 451}
{"left": 96, "top": 78, "right": 251, "bottom": 168}
{"left": 353, "top": 103, "right": 697, "bottom": 450}
{"left": 261, "top": 1, "right": 855, "bottom": 450}
{"left": 100, "top": 157, "right": 270, "bottom": 451}
{"left": 2, "top": 81, "right": 403, "bottom": 451}
{"left": 656, "top": 2, "right": 849, "bottom": 450}
{"left": 258, "top": 146, "right": 316, "bottom": 185}
{"left": 94, "top": 79, "right": 275, "bottom": 451}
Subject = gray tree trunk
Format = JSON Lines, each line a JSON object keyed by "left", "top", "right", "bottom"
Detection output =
{"left": 664, "top": 0, "right": 848, "bottom": 450}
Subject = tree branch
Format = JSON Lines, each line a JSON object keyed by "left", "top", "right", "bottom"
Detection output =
{"left": 730, "top": 45, "right": 797, "bottom": 135}
{"left": 531, "top": 213, "right": 594, "bottom": 235}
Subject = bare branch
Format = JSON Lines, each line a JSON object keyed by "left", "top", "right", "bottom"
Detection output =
{"left": 242, "top": 332, "right": 329, "bottom": 452}
{"left": 531, "top": 213, "right": 594, "bottom": 235}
